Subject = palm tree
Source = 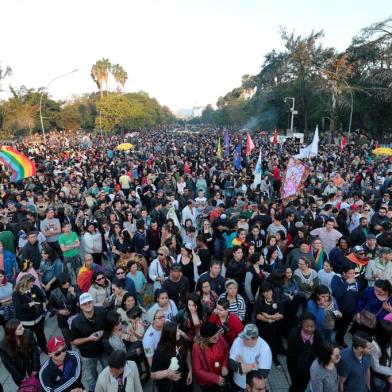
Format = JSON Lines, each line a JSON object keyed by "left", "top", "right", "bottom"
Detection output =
{"left": 91, "top": 58, "right": 111, "bottom": 97}
{"left": 110, "top": 64, "right": 128, "bottom": 92}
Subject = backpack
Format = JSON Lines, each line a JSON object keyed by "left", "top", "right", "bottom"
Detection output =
{"left": 18, "top": 375, "right": 41, "bottom": 392}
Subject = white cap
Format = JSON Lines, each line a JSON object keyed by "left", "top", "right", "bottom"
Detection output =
{"left": 79, "top": 292, "right": 94, "bottom": 305}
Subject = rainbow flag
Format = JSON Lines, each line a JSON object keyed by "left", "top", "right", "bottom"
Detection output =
{"left": 217, "top": 137, "right": 222, "bottom": 159}
{"left": 0, "top": 146, "right": 36, "bottom": 181}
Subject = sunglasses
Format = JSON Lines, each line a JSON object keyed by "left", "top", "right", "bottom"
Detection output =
{"left": 116, "top": 271, "right": 125, "bottom": 275}
{"left": 96, "top": 276, "right": 105, "bottom": 281}
{"left": 53, "top": 347, "right": 67, "bottom": 357}
{"left": 158, "top": 253, "right": 164, "bottom": 256}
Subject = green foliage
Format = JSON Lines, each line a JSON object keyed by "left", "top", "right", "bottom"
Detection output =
{"left": 200, "top": 18, "right": 392, "bottom": 138}
{"left": 95, "top": 91, "right": 175, "bottom": 132}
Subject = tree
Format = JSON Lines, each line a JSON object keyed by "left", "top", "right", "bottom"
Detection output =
{"left": 91, "top": 58, "right": 111, "bottom": 97}
{"left": 56, "top": 103, "right": 83, "bottom": 130}
{"left": 110, "top": 64, "right": 128, "bottom": 92}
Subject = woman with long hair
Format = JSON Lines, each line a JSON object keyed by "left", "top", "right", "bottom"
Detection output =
{"left": 370, "top": 319, "right": 392, "bottom": 392}
{"left": 0, "top": 269, "right": 15, "bottom": 328}
{"left": 255, "top": 281, "right": 284, "bottom": 367}
{"left": 151, "top": 321, "right": 192, "bottom": 392}
{"left": 262, "top": 246, "right": 283, "bottom": 274}
{"left": 309, "top": 342, "right": 340, "bottom": 392}
{"left": 88, "top": 271, "right": 112, "bottom": 308}
{"left": 39, "top": 246, "right": 63, "bottom": 294}
{"left": 16, "top": 259, "right": 42, "bottom": 289}
{"left": 307, "top": 285, "right": 342, "bottom": 342}
{"left": 0, "top": 319, "right": 40, "bottom": 386}
{"left": 110, "top": 277, "right": 128, "bottom": 310}
{"left": 198, "top": 220, "right": 214, "bottom": 255}
{"left": 176, "top": 244, "right": 201, "bottom": 292}
{"left": 117, "top": 292, "right": 146, "bottom": 325}
{"left": 197, "top": 280, "right": 219, "bottom": 315}
{"left": 146, "top": 289, "right": 178, "bottom": 324}
{"left": 149, "top": 246, "right": 174, "bottom": 293}
{"left": 175, "top": 293, "right": 208, "bottom": 342}
{"left": 192, "top": 322, "right": 229, "bottom": 392}
{"left": 353, "top": 279, "right": 392, "bottom": 336}
{"left": 281, "top": 266, "right": 305, "bottom": 334}
{"left": 12, "top": 274, "right": 47, "bottom": 353}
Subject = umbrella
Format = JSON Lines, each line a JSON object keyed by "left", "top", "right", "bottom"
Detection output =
{"left": 116, "top": 143, "right": 134, "bottom": 151}
{"left": 372, "top": 147, "right": 392, "bottom": 156}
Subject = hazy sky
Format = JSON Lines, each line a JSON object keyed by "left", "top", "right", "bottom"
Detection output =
{"left": 1, "top": 0, "right": 391, "bottom": 112}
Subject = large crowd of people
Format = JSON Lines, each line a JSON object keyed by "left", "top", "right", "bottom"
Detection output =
{"left": 0, "top": 128, "right": 391, "bottom": 392}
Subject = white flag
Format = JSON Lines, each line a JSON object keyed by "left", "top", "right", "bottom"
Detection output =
{"left": 294, "top": 126, "right": 319, "bottom": 159}
{"left": 251, "top": 149, "right": 262, "bottom": 190}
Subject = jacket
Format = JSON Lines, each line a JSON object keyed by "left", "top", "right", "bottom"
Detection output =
{"left": 2, "top": 249, "right": 18, "bottom": 282}
{"left": 13, "top": 285, "right": 46, "bottom": 325}
{"left": 88, "top": 280, "right": 112, "bottom": 306}
{"left": 47, "top": 285, "right": 80, "bottom": 329}
{"left": 331, "top": 275, "right": 361, "bottom": 316}
{"left": 349, "top": 226, "right": 367, "bottom": 247}
{"left": 95, "top": 361, "right": 143, "bottom": 392}
{"left": 287, "top": 325, "right": 323, "bottom": 376}
{"left": 192, "top": 335, "right": 229, "bottom": 387}
{"left": 0, "top": 329, "right": 40, "bottom": 385}
{"left": 39, "top": 351, "right": 83, "bottom": 392}
{"left": 365, "top": 257, "right": 392, "bottom": 286}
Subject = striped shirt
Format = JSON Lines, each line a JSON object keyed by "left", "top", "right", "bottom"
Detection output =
{"left": 219, "top": 293, "right": 246, "bottom": 321}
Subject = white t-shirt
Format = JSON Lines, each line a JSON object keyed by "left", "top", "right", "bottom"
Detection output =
{"left": 142, "top": 324, "right": 162, "bottom": 359}
{"left": 230, "top": 337, "right": 272, "bottom": 389}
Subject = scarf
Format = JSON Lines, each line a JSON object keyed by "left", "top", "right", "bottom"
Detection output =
{"left": 301, "top": 329, "right": 314, "bottom": 345}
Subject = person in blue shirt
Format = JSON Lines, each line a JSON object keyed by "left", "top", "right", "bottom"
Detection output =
{"left": 0, "top": 242, "right": 18, "bottom": 284}
{"left": 307, "top": 284, "right": 341, "bottom": 342}
{"left": 331, "top": 265, "right": 362, "bottom": 347}
{"left": 338, "top": 331, "right": 373, "bottom": 392}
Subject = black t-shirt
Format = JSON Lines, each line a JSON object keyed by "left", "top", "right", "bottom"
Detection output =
{"left": 255, "top": 298, "right": 283, "bottom": 321}
{"left": 70, "top": 306, "right": 106, "bottom": 358}
{"left": 163, "top": 277, "right": 189, "bottom": 310}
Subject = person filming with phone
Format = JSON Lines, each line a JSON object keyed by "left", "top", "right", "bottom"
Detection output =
{"left": 70, "top": 292, "right": 107, "bottom": 392}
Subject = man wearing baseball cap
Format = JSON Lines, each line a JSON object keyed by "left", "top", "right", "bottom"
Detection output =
{"left": 39, "top": 335, "right": 83, "bottom": 392}
{"left": 70, "top": 292, "right": 106, "bottom": 392}
{"left": 229, "top": 324, "right": 272, "bottom": 391}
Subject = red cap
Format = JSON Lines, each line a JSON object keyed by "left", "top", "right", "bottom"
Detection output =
{"left": 47, "top": 336, "right": 65, "bottom": 353}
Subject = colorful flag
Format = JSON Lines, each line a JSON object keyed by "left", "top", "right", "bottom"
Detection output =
{"left": 246, "top": 133, "right": 255, "bottom": 157}
{"left": 217, "top": 138, "right": 222, "bottom": 159}
{"left": 281, "top": 157, "right": 310, "bottom": 200}
{"left": 273, "top": 128, "right": 278, "bottom": 145}
{"left": 233, "top": 143, "right": 242, "bottom": 170}
{"left": 251, "top": 149, "right": 262, "bottom": 190}
{"left": 224, "top": 129, "right": 230, "bottom": 156}
{"left": 0, "top": 146, "right": 36, "bottom": 181}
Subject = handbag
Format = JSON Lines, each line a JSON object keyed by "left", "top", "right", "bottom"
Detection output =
{"left": 18, "top": 375, "right": 41, "bottom": 392}
{"left": 360, "top": 307, "right": 383, "bottom": 329}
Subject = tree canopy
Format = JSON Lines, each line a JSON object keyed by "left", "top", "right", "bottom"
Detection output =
{"left": 197, "top": 17, "right": 392, "bottom": 138}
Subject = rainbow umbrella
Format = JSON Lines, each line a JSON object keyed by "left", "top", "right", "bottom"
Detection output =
{"left": 116, "top": 143, "right": 134, "bottom": 151}
{"left": 372, "top": 147, "right": 392, "bottom": 156}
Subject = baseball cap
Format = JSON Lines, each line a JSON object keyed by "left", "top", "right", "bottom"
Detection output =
{"left": 353, "top": 245, "right": 365, "bottom": 254}
{"left": 47, "top": 336, "right": 65, "bottom": 353}
{"left": 171, "top": 263, "right": 182, "bottom": 271}
{"left": 79, "top": 292, "right": 94, "bottom": 305}
{"left": 239, "top": 324, "right": 259, "bottom": 340}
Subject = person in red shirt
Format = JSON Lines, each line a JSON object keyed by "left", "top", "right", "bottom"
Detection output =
{"left": 192, "top": 323, "right": 229, "bottom": 392}
{"left": 208, "top": 298, "right": 243, "bottom": 347}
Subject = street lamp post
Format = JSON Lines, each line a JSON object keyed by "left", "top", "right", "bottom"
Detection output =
{"left": 284, "top": 97, "right": 297, "bottom": 134}
{"left": 343, "top": 79, "right": 353, "bottom": 142}
{"left": 39, "top": 69, "right": 78, "bottom": 143}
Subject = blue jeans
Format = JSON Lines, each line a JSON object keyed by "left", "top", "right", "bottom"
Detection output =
{"left": 81, "top": 355, "right": 107, "bottom": 391}
{"left": 214, "top": 238, "right": 225, "bottom": 260}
